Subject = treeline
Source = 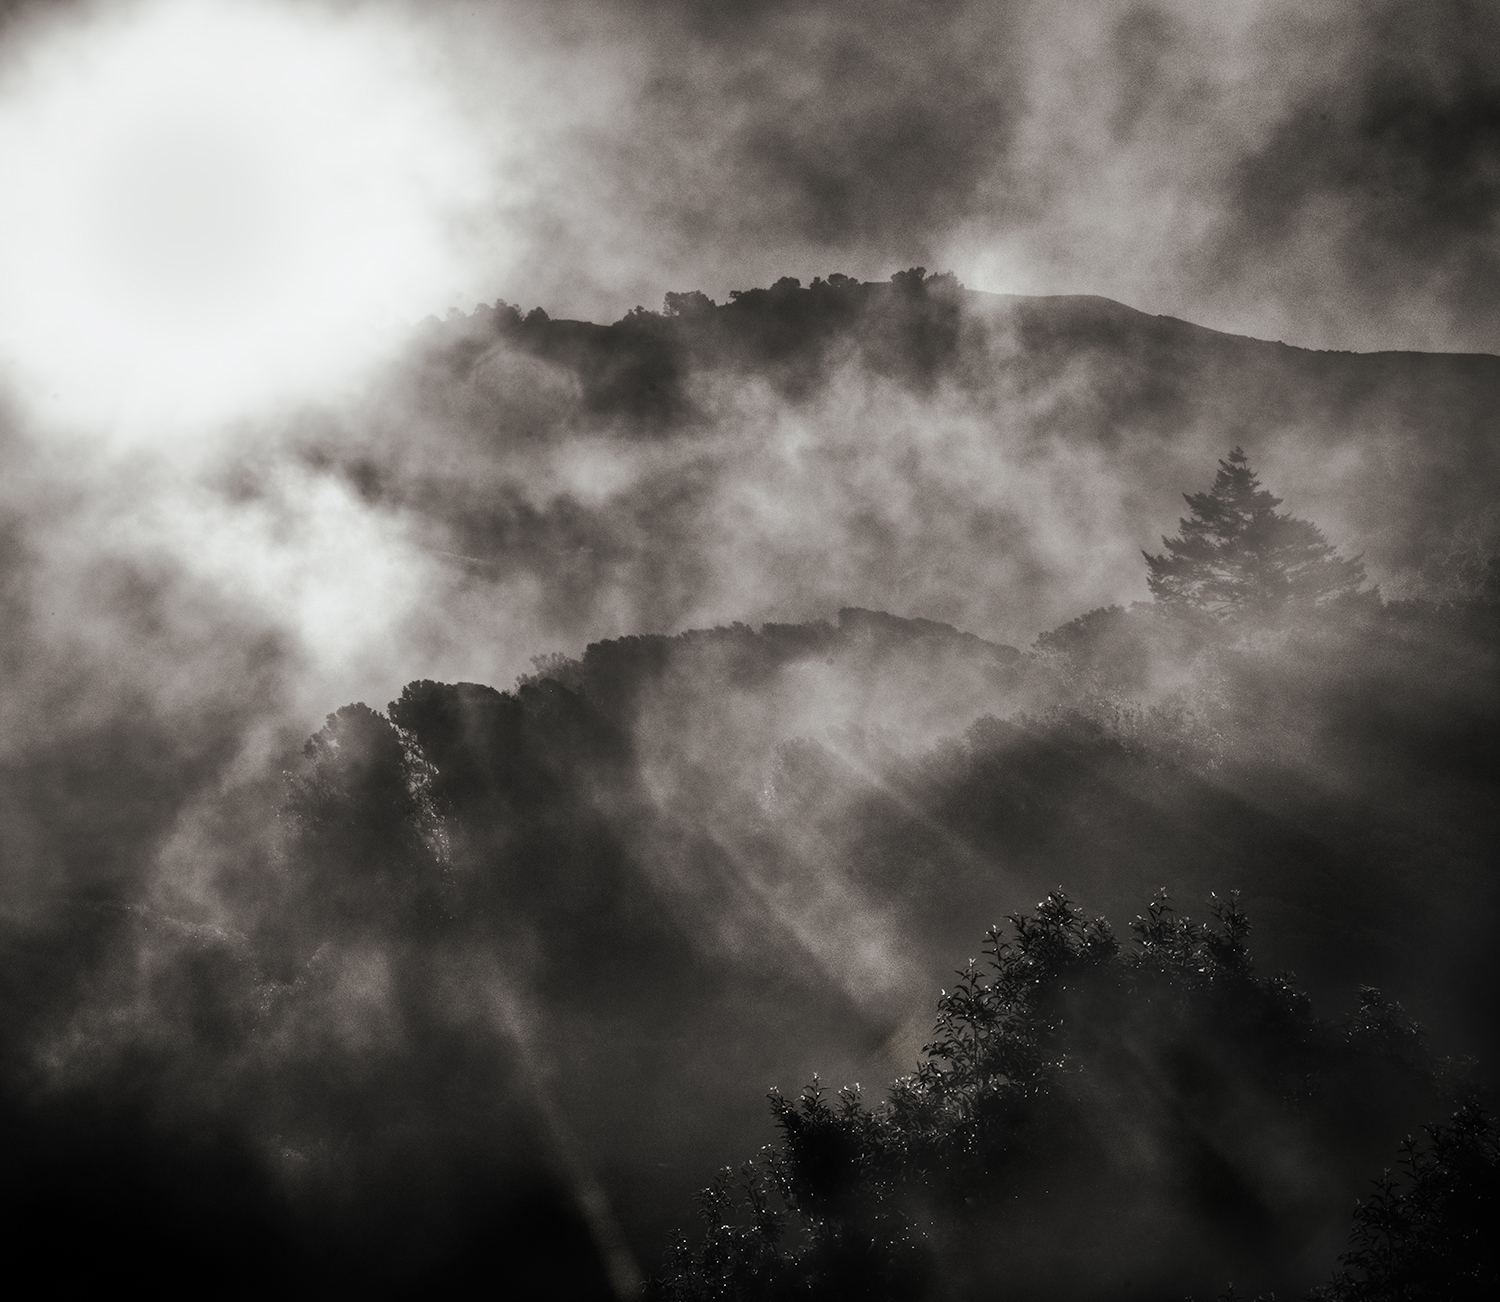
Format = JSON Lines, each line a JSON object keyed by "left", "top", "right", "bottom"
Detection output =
{"left": 252, "top": 453, "right": 1499, "bottom": 1293}
{"left": 415, "top": 268, "right": 970, "bottom": 422}
{"left": 656, "top": 891, "right": 1496, "bottom": 1301}
{"left": 367, "top": 270, "right": 1500, "bottom": 633}
{"left": 4, "top": 449, "right": 1499, "bottom": 1294}
{"left": 639, "top": 451, "right": 1500, "bottom": 1298}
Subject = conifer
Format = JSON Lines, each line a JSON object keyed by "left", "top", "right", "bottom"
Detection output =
{"left": 1145, "top": 448, "right": 1365, "bottom": 615}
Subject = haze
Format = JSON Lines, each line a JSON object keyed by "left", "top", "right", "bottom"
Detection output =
{"left": 0, "top": 2, "right": 1497, "bottom": 1298}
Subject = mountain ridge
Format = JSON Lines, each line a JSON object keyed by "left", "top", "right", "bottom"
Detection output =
{"left": 426, "top": 277, "right": 1500, "bottom": 364}
{"left": 360, "top": 270, "right": 1500, "bottom": 655}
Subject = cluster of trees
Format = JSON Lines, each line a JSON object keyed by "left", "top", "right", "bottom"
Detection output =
{"left": 7, "top": 445, "right": 1495, "bottom": 1295}
{"left": 242, "top": 444, "right": 1500, "bottom": 1299}
{"left": 411, "top": 267, "right": 973, "bottom": 424}
{"left": 236, "top": 447, "right": 1500, "bottom": 1299}
{"left": 643, "top": 450, "right": 1499, "bottom": 1299}
{"left": 654, "top": 891, "right": 1495, "bottom": 1301}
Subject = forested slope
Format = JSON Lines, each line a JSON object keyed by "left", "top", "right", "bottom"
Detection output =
{"left": 4, "top": 276, "right": 1499, "bottom": 1296}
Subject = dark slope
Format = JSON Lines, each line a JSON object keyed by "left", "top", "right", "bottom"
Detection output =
{"left": 260, "top": 594, "right": 1496, "bottom": 1288}
{"left": 427, "top": 275, "right": 1500, "bottom": 440}
{"left": 985, "top": 291, "right": 1500, "bottom": 574}
{"left": 3, "top": 578, "right": 1494, "bottom": 1293}
{"left": 500, "top": 599, "right": 1499, "bottom": 1052}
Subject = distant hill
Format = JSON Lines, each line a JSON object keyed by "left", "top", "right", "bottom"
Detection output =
{"left": 6, "top": 272, "right": 1499, "bottom": 1297}
{"left": 324, "top": 271, "right": 1500, "bottom": 654}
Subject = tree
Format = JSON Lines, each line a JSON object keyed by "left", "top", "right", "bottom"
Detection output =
{"left": 664, "top": 290, "right": 716, "bottom": 317}
{"left": 1145, "top": 448, "right": 1365, "bottom": 617}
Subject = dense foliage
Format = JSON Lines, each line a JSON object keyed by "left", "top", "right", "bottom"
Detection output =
{"left": 250, "top": 501, "right": 1499, "bottom": 1294}
{"left": 1316, "top": 1103, "right": 1499, "bottom": 1302}
{"left": 654, "top": 891, "right": 1481, "bottom": 1301}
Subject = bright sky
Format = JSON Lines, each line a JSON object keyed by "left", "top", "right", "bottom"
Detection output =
{"left": 0, "top": 0, "right": 492, "bottom": 430}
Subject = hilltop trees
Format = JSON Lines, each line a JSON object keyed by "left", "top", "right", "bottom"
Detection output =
{"left": 1145, "top": 448, "right": 1366, "bottom": 617}
{"left": 278, "top": 702, "right": 450, "bottom": 938}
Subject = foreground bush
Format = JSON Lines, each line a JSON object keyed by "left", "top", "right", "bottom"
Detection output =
{"left": 1315, "top": 1102, "right": 1498, "bottom": 1302}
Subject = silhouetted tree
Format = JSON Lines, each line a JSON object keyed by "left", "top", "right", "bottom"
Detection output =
{"left": 664, "top": 290, "right": 716, "bottom": 317}
{"left": 1145, "top": 448, "right": 1365, "bottom": 617}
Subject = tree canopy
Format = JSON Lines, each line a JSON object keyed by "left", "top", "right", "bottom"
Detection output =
{"left": 1145, "top": 448, "right": 1366, "bottom": 616}
{"left": 654, "top": 891, "right": 1474, "bottom": 1302}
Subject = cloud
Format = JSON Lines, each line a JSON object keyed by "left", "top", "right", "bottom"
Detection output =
{"left": 0, "top": 0, "right": 494, "bottom": 424}
{"left": 0, "top": 1, "right": 1496, "bottom": 1285}
{"left": 1210, "top": 0, "right": 1500, "bottom": 352}
{"left": 13, "top": 1, "right": 1492, "bottom": 354}
{"left": 637, "top": 1, "right": 1024, "bottom": 247}
{"left": 368, "top": 0, "right": 1494, "bottom": 355}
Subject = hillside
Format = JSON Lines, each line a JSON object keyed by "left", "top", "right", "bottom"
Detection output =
{"left": 298, "top": 272, "right": 1500, "bottom": 665}
{"left": 8, "top": 579, "right": 1496, "bottom": 1296}
{"left": 3, "top": 274, "right": 1499, "bottom": 1297}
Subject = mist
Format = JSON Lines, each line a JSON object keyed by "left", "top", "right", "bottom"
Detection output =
{"left": 1, "top": 1, "right": 1498, "bottom": 1298}
{"left": 371, "top": 0, "right": 1500, "bottom": 356}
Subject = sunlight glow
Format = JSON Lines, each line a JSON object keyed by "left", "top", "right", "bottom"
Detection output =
{"left": 0, "top": 0, "right": 491, "bottom": 427}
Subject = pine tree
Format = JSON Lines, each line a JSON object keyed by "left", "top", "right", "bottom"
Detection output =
{"left": 1144, "top": 447, "right": 1365, "bottom": 616}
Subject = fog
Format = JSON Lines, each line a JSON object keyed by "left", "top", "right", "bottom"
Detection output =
{"left": 402, "top": 0, "right": 1500, "bottom": 356}
{"left": 0, "top": 2, "right": 1497, "bottom": 1298}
